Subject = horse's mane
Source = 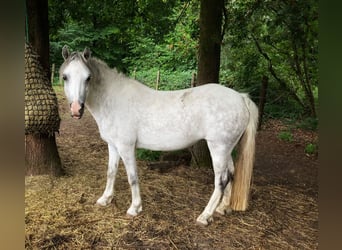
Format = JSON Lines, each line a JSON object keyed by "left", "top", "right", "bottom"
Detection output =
{"left": 87, "top": 57, "right": 130, "bottom": 85}
{"left": 60, "top": 52, "right": 127, "bottom": 84}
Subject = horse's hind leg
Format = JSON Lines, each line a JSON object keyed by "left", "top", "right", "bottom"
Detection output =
{"left": 97, "top": 144, "right": 120, "bottom": 206}
{"left": 216, "top": 156, "right": 234, "bottom": 215}
{"left": 196, "top": 141, "right": 231, "bottom": 226}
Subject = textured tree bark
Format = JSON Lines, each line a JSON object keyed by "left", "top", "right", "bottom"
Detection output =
{"left": 25, "top": 134, "right": 63, "bottom": 176}
{"left": 25, "top": 0, "right": 62, "bottom": 176}
{"left": 26, "top": 0, "right": 50, "bottom": 77}
{"left": 190, "top": 0, "right": 224, "bottom": 168}
{"left": 196, "top": 0, "right": 223, "bottom": 86}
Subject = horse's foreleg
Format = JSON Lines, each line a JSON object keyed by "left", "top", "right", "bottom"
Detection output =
{"left": 118, "top": 144, "right": 142, "bottom": 217}
{"left": 96, "top": 144, "right": 120, "bottom": 206}
{"left": 196, "top": 142, "right": 230, "bottom": 226}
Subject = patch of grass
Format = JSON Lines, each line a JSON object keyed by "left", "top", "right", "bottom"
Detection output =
{"left": 297, "top": 117, "right": 318, "bottom": 131}
{"left": 305, "top": 143, "right": 317, "bottom": 155}
{"left": 278, "top": 131, "right": 293, "bottom": 142}
{"left": 53, "top": 85, "right": 63, "bottom": 93}
{"left": 136, "top": 149, "right": 162, "bottom": 161}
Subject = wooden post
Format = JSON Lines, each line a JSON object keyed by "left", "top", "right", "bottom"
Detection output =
{"left": 191, "top": 72, "right": 197, "bottom": 87}
{"left": 258, "top": 75, "right": 268, "bottom": 130}
{"left": 133, "top": 67, "right": 137, "bottom": 79}
{"left": 50, "top": 63, "right": 55, "bottom": 84}
{"left": 156, "top": 70, "right": 160, "bottom": 90}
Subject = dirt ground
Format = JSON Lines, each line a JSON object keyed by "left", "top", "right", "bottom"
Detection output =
{"left": 25, "top": 87, "right": 318, "bottom": 249}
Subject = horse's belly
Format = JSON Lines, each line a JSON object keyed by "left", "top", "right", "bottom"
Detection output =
{"left": 136, "top": 132, "right": 199, "bottom": 151}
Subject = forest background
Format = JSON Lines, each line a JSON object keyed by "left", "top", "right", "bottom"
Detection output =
{"left": 49, "top": 0, "right": 318, "bottom": 124}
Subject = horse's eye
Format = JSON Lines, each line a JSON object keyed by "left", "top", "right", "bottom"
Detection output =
{"left": 86, "top": 75, "right": 91, "bottom": 82}
{"left": 62, "top": 75, "right": 68, "bottom": 81}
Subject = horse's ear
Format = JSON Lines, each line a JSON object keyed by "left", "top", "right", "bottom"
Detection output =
{"left": 62, "top": 45, "right": 70, "bottom": 60}
{"left": 83, "top": 47, "right": 91, "bottom": 60}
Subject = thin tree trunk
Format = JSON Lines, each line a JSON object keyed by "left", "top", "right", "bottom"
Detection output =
{"left": 190, "top": 0, "right": 224, "bottom": 168}
{"left": 258, "top": 75, "right": 268, "bottom": 129}
{"left": 301, "top": 41, "right": 316, "bottom": 117}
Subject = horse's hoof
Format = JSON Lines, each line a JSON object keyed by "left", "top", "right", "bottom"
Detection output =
{"left": 126, "top": 212, "right": 139, "bottom": 219}
{"left": 126, "top": 205, "right": 142, "bottom": 217}
{"left": 96, "top": 197, "right": 111, "bottom": 206}
{"left": 196, "top": 220, "right": 208, "bottom": 227}
{"left": 196, "top": 214, "right": 213, "bottom": 226}
{"left": 126, "top": 211, "right": 141, "bottom": 218}
{"left": 215, "top": 209, "right": 225, "bottom": 216}
{"left": 215, "top": 206, "right": 232, "bottom": 216}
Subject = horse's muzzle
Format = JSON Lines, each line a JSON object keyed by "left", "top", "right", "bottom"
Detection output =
{"left": 70, "top": 101, "right": 85, "bottom": 119}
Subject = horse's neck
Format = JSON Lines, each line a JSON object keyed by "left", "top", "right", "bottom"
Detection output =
{"left": 85, "top": 63, "right": 147, "bottom": 120}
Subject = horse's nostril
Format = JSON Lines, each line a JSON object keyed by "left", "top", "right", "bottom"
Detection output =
{"left": 70, "top": 101, "right": 84, "bottom": 118}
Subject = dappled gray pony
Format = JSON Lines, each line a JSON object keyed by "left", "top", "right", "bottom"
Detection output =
{"left": 60, "top": 46, "right": 258, "bottom": 226}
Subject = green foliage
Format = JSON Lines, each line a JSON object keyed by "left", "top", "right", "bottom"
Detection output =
{"left": 130, "top": 68, "right": 194, "bottom": 90}
{"left": 278, "top": 131, "right": 293, "bottom": 142}
{"left": 221, "top": 0, "right": 318, "bottom": 118}
{"left": 51, "top": 78, "right": 61, "bottom": 86}
{"left": 123, "top": 0, "right": 199, "bottom": 72}
{"left": 297, "top": 117, "right": 318, "bottom": 131}
{"left": 304, "top": 143, "right": 317, "bottom": 155}
{"left": 49, "top": 0, "right": 318, "bottom": 120}
{"left": 49, "top": 0, "right": 195, "bottom": 73}
{"left": 136, "top": 149, "right": 161, "bottom": 161}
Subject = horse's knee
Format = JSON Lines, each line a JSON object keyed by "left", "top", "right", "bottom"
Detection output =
{"left": 127, "top": 173, "right": 138, "bottom": 186}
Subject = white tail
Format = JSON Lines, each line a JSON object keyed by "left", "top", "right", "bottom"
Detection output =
{"left": 230, "top": 94, "right": 259, "bottom": 211}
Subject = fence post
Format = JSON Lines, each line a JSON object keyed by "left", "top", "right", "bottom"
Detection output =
{"left": 133, "top": 67, "right": 137, "bottom": 79}
{"left": 191, "top": 72, "right": 196, "bottom": 87}
{"left": 50, "top": 63, "right": 55, "bottom": 84}
{"left": 156, "top": 70, "right": 160, "bottom": 90}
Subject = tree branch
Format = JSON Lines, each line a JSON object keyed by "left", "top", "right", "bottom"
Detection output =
{"left": 251, "top": 34, "right": 306, "bottom": 109}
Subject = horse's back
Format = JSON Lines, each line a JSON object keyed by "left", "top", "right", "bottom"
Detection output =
{"left": 134, "top": 83, "right": 249, "bottom": 150}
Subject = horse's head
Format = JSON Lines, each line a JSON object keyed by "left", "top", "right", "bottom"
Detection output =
{"left": 60, "top": 46, "right": 92, "bottom": 119}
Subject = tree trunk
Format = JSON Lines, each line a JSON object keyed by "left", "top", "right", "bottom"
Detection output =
{"left": 25, "top": 134, "right": 63, "bottom": 176}
{"left": 190, "top": 0, "right": 224, "bottom": 168}
{"left": 258, "top": 75, "right": 268, "bottom": 129}
{"left": 196, "top": 0, "right": 224, "bottom": 86}
{"left": 25, "top": 0, "right": 62, "bottom": 176}
{"left": 26, "top": 0, "right": 50, "bottom": 77}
